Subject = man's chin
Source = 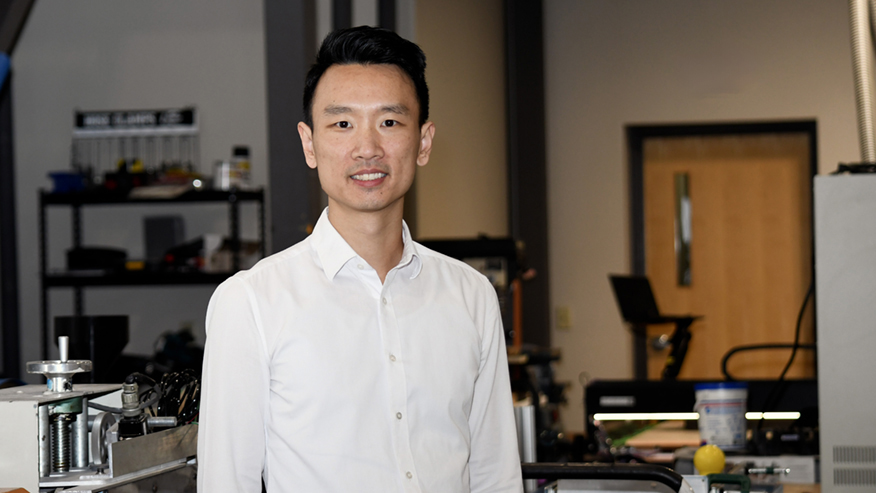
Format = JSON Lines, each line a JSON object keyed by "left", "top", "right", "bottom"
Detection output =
{"left": 327, "top": 197, "right": 405, "bottom": 216}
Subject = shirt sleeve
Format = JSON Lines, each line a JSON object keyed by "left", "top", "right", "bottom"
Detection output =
{"left": 468, "top": 280, "right": 524, "bottom": 493}
{"left": 197, "top": 276, "right": 271, "bottom": 492}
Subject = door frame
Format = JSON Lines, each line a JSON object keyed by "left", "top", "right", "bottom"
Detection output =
{"left": 626, "top": 120, "right": 818, "bottom": 379}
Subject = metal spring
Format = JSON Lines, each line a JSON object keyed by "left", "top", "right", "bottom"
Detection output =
{"left": 51, "top": 414, "right": 73, "bottom": 473}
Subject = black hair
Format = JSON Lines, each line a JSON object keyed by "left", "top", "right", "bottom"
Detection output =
{"left": 302, "top": 26, "right": 429, "bottom": 128}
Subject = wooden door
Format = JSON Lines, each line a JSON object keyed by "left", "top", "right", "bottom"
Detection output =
{"left": 642, "top": 133, "right": 814, "bottom": 380}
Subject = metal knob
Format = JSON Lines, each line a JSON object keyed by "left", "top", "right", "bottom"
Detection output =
{"left": 650, "top": 333, "right": 671, "bottom": 350}
{"left": 26, "top": 336, "right": 92, "bottom": 393}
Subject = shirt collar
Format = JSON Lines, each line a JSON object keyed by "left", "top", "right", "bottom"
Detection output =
{"left": 400, "top": 219, "right": 423, "bottom": 279}
{"left": 311, "top": 208, "right": 422, "bottom": 281}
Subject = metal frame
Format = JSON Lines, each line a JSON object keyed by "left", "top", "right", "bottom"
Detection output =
{"left": 521, "top": 462, "right": 687, "bottom": 493}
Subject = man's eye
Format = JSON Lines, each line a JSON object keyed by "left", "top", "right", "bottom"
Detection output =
{"left": 383, "top": 120, "right": 397, "bottom": 127}
{"left": 335, "top": 121, "right": 350, "bottom": 129}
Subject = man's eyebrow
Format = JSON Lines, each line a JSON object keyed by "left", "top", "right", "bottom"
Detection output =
{"left": 382, "top": 104, "right": 410, "bottom": 115}
{"left": 321, "top": 104, "right": 410, "bottom": 116}
{"left": 323, "top": 105, "right": 351, "bottom": 115}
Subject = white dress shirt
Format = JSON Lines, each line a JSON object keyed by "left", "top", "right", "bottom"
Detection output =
{"left": 198, "top": 209, "right": 523, "bottom": 492}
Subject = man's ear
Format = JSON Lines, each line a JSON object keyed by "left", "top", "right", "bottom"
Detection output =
{"left": 416, "top": 121, "right": 436, "bottom": 167}
{"left": 298, "top": 122, "right": 318, "bottom": 169}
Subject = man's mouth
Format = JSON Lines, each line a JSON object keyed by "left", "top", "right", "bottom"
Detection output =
{"left": 351, "top": 172, "right": 387, "bottom": 181}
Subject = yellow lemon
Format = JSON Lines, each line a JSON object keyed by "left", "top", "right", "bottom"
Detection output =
{"left": 693, "top": 444, "right": 725, "bottom": 475}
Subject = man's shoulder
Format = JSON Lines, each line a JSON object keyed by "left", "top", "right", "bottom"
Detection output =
{"left": 414, "top": 241, "right": 473, "bottom": 270}
{"left": 413, "top": 241, "right": 493, "bottom": 287}
{"left": 230, "top": 235, "right": 316, "bottom": 285}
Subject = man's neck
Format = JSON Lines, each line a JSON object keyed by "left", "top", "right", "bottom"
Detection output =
{"left": 327, "top": 203, "right": 405, "bottom": 283}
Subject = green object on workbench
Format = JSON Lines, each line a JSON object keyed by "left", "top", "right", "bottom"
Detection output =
{"left": 707, "top": 473, "right": 751, "bottom": 493}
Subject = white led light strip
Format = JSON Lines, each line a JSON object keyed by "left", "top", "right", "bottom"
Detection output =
{"left": 592, "top": 412, "right": 801, "bottom": 421}
{"left": 744, "top": 412, "right": 801, "bottom": 420}
{"left": 593, "top": 413, "right": 699, "bottom": 421}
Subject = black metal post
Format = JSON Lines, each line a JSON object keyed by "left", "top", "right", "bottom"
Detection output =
{"left": 229, "top": 192, "right": 240, "bottom": 272}
{"left": 38, "top": 191, "right": 47, "bottom": 360}
{"left": 505, "top": 0, "right": 550, "bottom": 347}
{"left": 332, "top": 0, "right": 351, "bottom": 29}
{"left": 378, "top": 0, "right": 395, "bottom": 30}
{"left": 264, "top": 0, "right": 318, "bottom": 253}
{"left": 0, "top": 73, "right": 19, "bottom": 377}
{"left": 258, "top": 191, "right": 266, "bottom": 259}
{"left": 71, "top": 203, "right": 83, "bottom": 353}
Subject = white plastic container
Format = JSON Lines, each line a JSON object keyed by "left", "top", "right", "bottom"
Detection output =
{"left": 231, "top": 145, "right": 251, "bottom": 189}
{"left": 214, "top": 159, "right": 246, "bottom": 191}
{"left": 694, "top": 382, "right": 748, "bottom": 450}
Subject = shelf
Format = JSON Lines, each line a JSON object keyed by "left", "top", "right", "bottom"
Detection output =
{"left": 41, "top": 188, "right": 263, "bottom": 206}
{"left": 44, "top": 270, "right": 236, "bottom": 287}
{"left": 38, "top": 184, "right": 266, "bottom": 360}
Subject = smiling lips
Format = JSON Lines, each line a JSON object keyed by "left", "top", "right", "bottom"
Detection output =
{"left": 351, "top": 171, "right": 388, "bottom": 183}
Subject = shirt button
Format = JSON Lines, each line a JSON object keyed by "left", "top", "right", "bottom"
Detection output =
{"left": 406, "top": 471, "right": 413, "bottom": 479}
{"left": 357, "top": 264, "right": 364, "bottom": 270}
{"left": 382, "top": 297, "right": 387, "bottom": 305}
{"left": 389, "top": 354, "right": 396, "bottom": 362}
{"left": 396, "top": 412, "right": 402, "bottom": 420}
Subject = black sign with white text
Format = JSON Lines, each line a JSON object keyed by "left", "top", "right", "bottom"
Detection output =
{"left": 74, "top": 107, "right": 196, "bottom": 133}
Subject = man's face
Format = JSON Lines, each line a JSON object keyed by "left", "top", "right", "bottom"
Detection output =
{"left": 298, "top": 63, "right": 435, "bottom": 219}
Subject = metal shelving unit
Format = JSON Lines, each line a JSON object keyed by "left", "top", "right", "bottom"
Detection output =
{"left": 38, "top": 188, "right": 265, "bottom": 359}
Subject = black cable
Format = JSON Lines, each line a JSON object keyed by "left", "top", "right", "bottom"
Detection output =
{"left": 126, "top": 372, "right": 157, "bottom": 387}
{"left": 86, "top": 370, "right": 199, "bottom": 425}
{"left": 157, "top": 369, "right": 200, "bottom": 423}
{"left": 757, "top": 282, "right": 814, "bottom": 429}
{"left": 87, "top": 390, "right": 161, "bottom": 414}
{"left": 721, "top": 344, "right": 816, "bottom": 381}
{"left": 88, "top": 401, "right": 124, "bottom": 413}
{"left": 87, "top": 371, "right": 163, "bottom": 414}
{"left": 777, "top": 282, "right": 814, "bottom": 382}
{"left": 833, "top": 162, "right": 876, "bottom": 174}
{"left": 131, "top": 372, "right": 161, "bottom": 416}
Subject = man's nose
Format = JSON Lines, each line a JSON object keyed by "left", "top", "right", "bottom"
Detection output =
{"left": 352, "top": 127, "right": 384, "bottom": 161}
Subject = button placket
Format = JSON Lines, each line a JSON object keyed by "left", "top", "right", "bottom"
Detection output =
{"left": 379, "top": 285, "right": 419, "bottom": 492}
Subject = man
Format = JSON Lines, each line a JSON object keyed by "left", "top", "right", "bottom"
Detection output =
{"left": 198, "top": 26, "right": 523, "bottom": 492}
